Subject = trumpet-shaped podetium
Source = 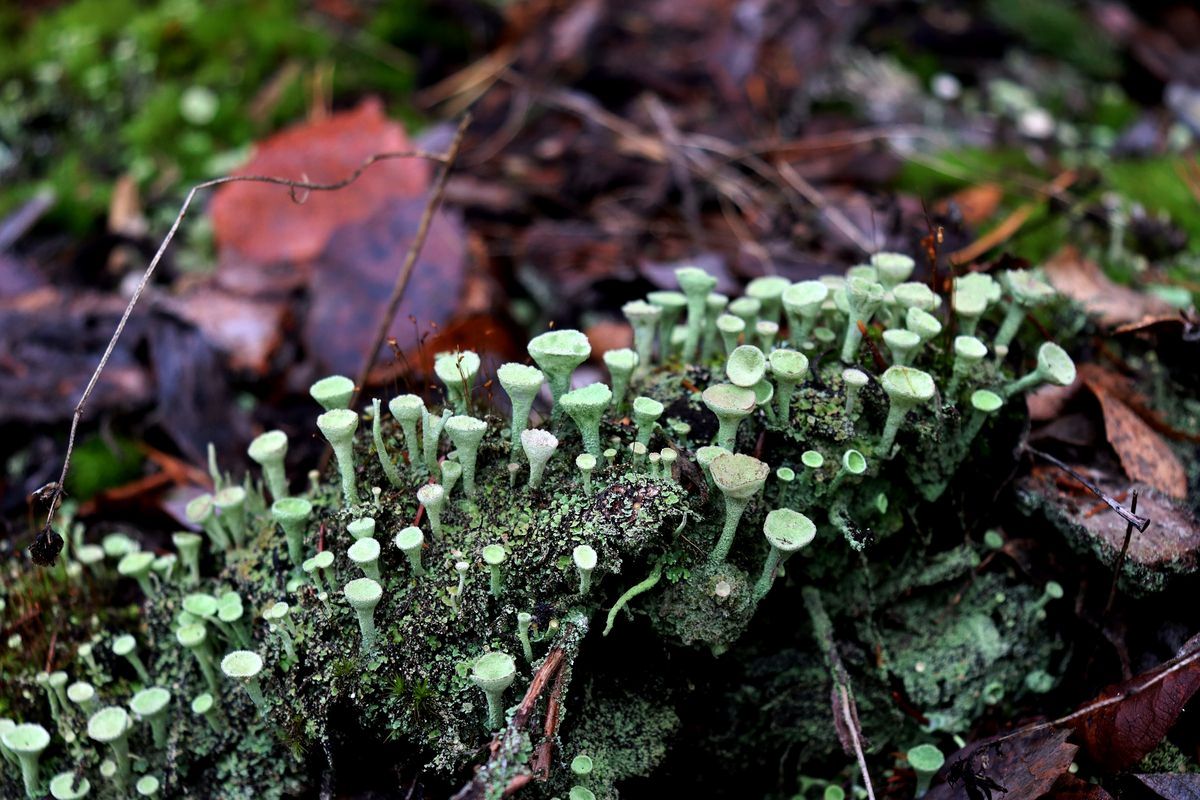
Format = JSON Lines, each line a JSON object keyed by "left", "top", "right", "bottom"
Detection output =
{"left": 347, "top": 517, "right": 375, "bottom": 541}
{"left": 576, "top": 453, "right": 597, "bottom": 495}
{"left": 129, "top": 687, "right": 171, "bottom": 748}
{"left": 646, "top": 291, "right": 687, "bottom": 360}
{"left": 434, "top": 350, "right": 481, "bottom": 415}
{"left": 317, "top": 408, "right": 360, "bottom": 506}
{"left": 702, "top": 383, "right": 757, "bottom": 452}
{"left": 801, "top": 450, "right": 824, "bottom": 470}
{"left": 213, "top": 486, "right": 247, "bottom": 548}
{"left": 841, "top": 277, "right": 886, "bottom": 363}
{"left": 571, "top": 754, "right": 594, "bottom": 777}
{"left": 421, "top": 407, "right": 452, "bottom": 475}
{"left": 387, "top": 394, "right": 425, "bottom": 467}
{"left": 632, "top": 396, "right": 664, "bottom": 448}
{"left": 994, "top": 269, "right": 1056, "bottom": 355}
{"left": 527, "top": 329, "right": 592, "bottom": 420}
{"left": 906, "top": 307, "right": 942, "bottom": 342}
{"left": 708, "top": 453, "right": 771, "bottom": 566}
{"left": 676, "top": 266, "right": 718, "bottom": 361}
{"left": 1003, "top": 341, "right": 1076, "bottom": 397}
{"left": 753, "top": 510, "right": 820, "bottom": 597}
{"left": 87, "top": 707, "right": 132, "bottom": 790}
{"left": 394, "top": 527, "right": 426, "bottom": 576}
{"left": 702, "top": 292, "right": 730, "bottom": 360}
{"left": 48, "top": 771, "right": 91, "bottom": 799}
{"left": 756, "top": 319, "right": 779, "bottom": 351}
{"left": 516, "top": 612, "right": 534, "bottom": 663}
{"left": 726, "top": 345, "right": 766, "bottom": 388}
{"left": 371, "top": 398, "right": 402, "bottom": 488}
{"left": 344, "top": 578, "right": 383, "bottom": 654}
{"left": 441, "top": 459, "right": 463, "bottom": 500}
{"left": 171, "top": 532, "right": 203, "bottom": 587}
{"left": 117, "top": 551, "right": 156, "bottom": 596}
{"left": 471, "top": 651, "right": 517, "bottom": 729}
{"left": 176, "top": 623, "right": 218, "bottom": 693}
{"left": 220, "top": 651, "right": 267, "bottom": 712}
{"left": 728, "top": 296, "right": 761, "bottom": 333}
{"left": 782, "top": 280, "right": 828, "bottom": 347}
{"left": 768, "top": 349, "right": 809, "bottom": 421}
{"left": 136, "top": 776, "right": 160, "bottom": 797}
{"left": 716, "top": 313, "right": 745, "bottom": 355}
{"left": 953, "top": 272, "right": 998, "bottom": 336}
{"left": 695, "top": 445, "right": 731, "bottom": 487}
{"left": 348, "top": 537, "right": 382, "bottom": 582}
{"left": 497, "top": 363, "right": 546, "bottom": 453}
{"left": 907, "top": 743, "right": 945, "bottom": 797}
{"left": 247, "top": 430, "right": 289, "bottom": 501}
{"left": 603, "top": 348, "right": 638, "bottom": 412}
{"left": 262, "top": 602, "right": 297, "bottom": 660}
{"left": 185, "top": 494, "right": 228, "bottom": 552}
{"left": 111, "top": 634, "right": 150, "bottom": 684}
{"left": 271, "top": 497, "right": 312, "bottom": 567}
{"left": 964, "top": 389, "right": 1004, "bottom": 443}
{"left": 521, "top": 429, "right": 559, "bottom": 488}
{"left": 746, "top": 275, "right": 791, "bottom": 326}
{"left": 659, "top": 448, "right": 678, "bottom": 483}
{"left": 891, "top": 281, "right": 939, "bottom": 313}
{"left": 947, "top": 335, "right": 987, "bottom": 398}
{"left": 621, "top": 300, "right": 662, "bottom": 373}
{"left": 67, "top": 681, "right": 97, "bottom": 714}
{"left": 883, "top": 328, "right": 922, "bottom": 366}
{"left": 878, "top": 366, "right": 936, "bottom": 455}
{"left": 3, "top": 723, "right": 50, "bottom": 798}
{"left": 573, "top": 544, "right": 597, "bottom": 595}
{"left": 191, "top": 693, "right": 221, "bottom": 733}
{"left": 416, "top": 483, "right": 447, "bottom": 541}
{"left": 445, "top": 415, "right": 488, "bottom": 496}
{"left": 309, "top": 375, "right": 355, "bottom": 411}
{"left": 872, "top": 252, "right": 915, "bottom": 288}
{"left": 482, "top": 545, "right": 506, "bottom": 597}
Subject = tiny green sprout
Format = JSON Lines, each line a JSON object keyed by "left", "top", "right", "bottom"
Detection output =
{"left": 271, "top": 497, "right": 312, "bottom": 566}
{"left": 176, "top": 624, "right": 217, "bottom": 692}
{"left": 883, "top": 328, "right": 922, "bottom": 366}
{"left": 576, "top": 453, "right": 597, "bottom": 495}
{"left": 185, "top": 494, "right": 229, "bottom": 552}
{"left": 953, "top": 272, "right": 997, "bottom": 335}
{"left": 303, "top": 551, "right": 337, "bottom": 601}
{"left": 387, "top": 394, "right": 425, "bottom": 467}
{"left": 347, "top": 517, "right": 375, "bottom": 541}
{"left": 800, "top": 450, "right": 824, "bottom": 470}
{"left": 660, "top": 448, "right": 678, "bottom": 483}
{"left": 87, "top": 707, "right": 132, "bottom": 790}
{"left": 573, "top": 544, "right": 597, "bottom": 595}
{"left": 561, "top": 383, "right": 612, "bottom": 458}
{"left": 872, "top": 252, "right": 915, "bottom": 288}
{"left": 263, "top": 602, "right": 296, "bottom": 660}
{"left": 453, "top": 561, "right": 469, "bottom": 615}
{"left": 708, "top": 453, "right": 770, "bottom": 566}
{"left": 0, "top": 719, "right": 19, "bottom": 769}
{"left": 728, "top": 295, "right": 761, "bottom": 333}
{"left": 891, "top": 281, "right": 939, "bottom": 312}
{"left": 725, "top": 344, "right": 766, "bottom": 388}
{"left": 746, "top": 275, "right": 791, "bottom": 326}
{"left": 117, "top": 551, "right": 156, "bottom": 596}
{"left": 570, "top": 787, "right": 597, "bottom": 800}
{"left": 482, "top": 545, "right": 506, "bottom": 597}
{"left": 878, "top": 366, "right": 937, "bottom": 454}
{"left": 471, "top": 651, "right": 517, "bottom": 729}
{"left": 782, "top": 280, "right": 829, "bottom": 347}
{"left": 755, "top": 320, "right": 779, "bottom": 352}
{"left": 3, "top": 723, "right": 49, "bottom": 798}
{"left": 497, "top": 363, "right": 546, "bottom": 452}
{"left": 67, "top": 681, "right": 97, "bottom": 714}
{"left": 832, "top": 450, "right": 867, "bottom": 491}
{"left": 520, "top": 429, "right": 559, "bottom": 489}
{"left": 812, "top": 326, "right": 837, "bottom": 348}
{"left": 702, "top": 383, "right": 757, "bottom": 452}
{"left": 516, "top": 612, "right": 534, "bottom": 663}
{"left": 528, "top": 329, "right": 592, "bottom": 419}
{"left": 646, "top": 291, "right": 687, "bottom": 359}
{"left": 508, "top": 462, "right": 520, "bottom": 488}
{"left": 371, "top": 398, "right": 402, "bottom": 488}
{"left": 348, "top": 537, "right": 382, "bottom": 582}
{"left": 964, "top": 389, "right": 1004, "bottom": 443}
{"left": 1032, "top": 580, "right": 1064, "bottom": 619}
{"left": 632, "top": 396, "right": 665, "bottom": 448}
{"left": 1003, "top": 341, "right": 1077, "bottom": 397}
{"left": 441, "top": 458, "right": 463, "bottom": 499}
{"left": 983, "top": 530, "right": 1005, "bottom": 550}
{"left": 421, "top": 407, "right": 453, "bottom": 474}
{"left": 317, "top": 408, "right": 360, "bottom": 506}
{"left": 842, "top": 368, "right": 869, "bottom": 420}
{"left": 135, "top": 775, "right": 160, "bottom": 797}
{"left": 907, "top": 743, "right": 945, "bottom": 796}
{"left": 191, "top": 692, "right": 222, "bottom": 732}
{"left": 1025, "top": 670, "right": 1055, "bottom": 694}
{"left": 702, "top": 292, "right": 729, "bottom": 359}
{"left": 994, "top": 269, "right": 1056, "bottom": 356}
{"left": 221, "top": 650, "right": 267, "bottom": 712}
{"left": 716, "top": 313, "right": 745, "bottom": 354}
{"left": 571, "top": 754, "right": 594, "bottom": 776}
{"left": 621, "top": 300, "right": 663, "bottom": 373}
{"left": 776, "top": 466, "right": 795, "bottom": 483}
{"left": 129, "top": 687, "right": 171, "bottom": 748}
{"left": 111, "top": 634, "right": 150, "bottom": 684}
{"left": 676, "top": 266, "right": 718, "bottom": 360}
{"left": 906, "top": 307, "right": 942, "bottom": 343}
{"left": 768, "top": 348, "right": 809, "bottom": 421}
{"left": 824, "top": 786, "right": 845, "bottom": 800}
{"left": 647, "top": 451, "right": 661, "bottom": 478}
{"left": 216, "top": 594, "right": 250, "bottom": 648}
{"left": 603, "top": 447, "right": 618, "bottom": 468}
{"left": 49, "top": 771, "right": 90, "bottom": 799}
{"left": 247, "top": 430, "right": 289, "bottom": 500}
{"left": 345, "top": 577, "right": 383, "bottom": 653}
{"left": 841, "top": 277, "right": 886, "bottom": 363}
{"left": 213, "top": 486, "right": 247, "bottom": 548}
{"left": 753, "top": 509, "right": 816, "bottom": 601}
{"left": 309, "top": 375, "right": 355, "bottom": 410}
{"left": 947, "top": 335, "right": 988, "bottom": 399}
{"left": 171, "top": 532, "right": 203, "bottom": 586}
{"left": 417, "top": 483, "right": 447, "bottom": 541}
{"left": 603, "top": 348, "right": 639, "bottom": 412}
{"left": 445, "top": 415, "right": 488, "bottom": 496}
{"left": 434, "top": 350, "right": 481, "bottom": 414}
{"left": 395, "top": 527, "right": 426, "bottom": 576}
{"left": 695, "top": 445, "right": 731, "bottom": 487}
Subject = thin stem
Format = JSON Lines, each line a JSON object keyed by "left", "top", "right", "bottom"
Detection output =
{"left": 603, "top": 562, "right": 664, "bottom": 636}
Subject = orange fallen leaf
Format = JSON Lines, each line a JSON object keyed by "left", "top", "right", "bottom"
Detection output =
{"left": 1083, "top": 373, "right": 1187, "bottom": 499}
{"left": 936, "top": 182, "right": 1003, "bottom": 226}
{"left": 1044, "top": 245, "right": 1173, "bottom": 329}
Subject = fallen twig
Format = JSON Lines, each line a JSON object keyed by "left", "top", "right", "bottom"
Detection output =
{"left": 1023, "top": 445, "right": 1150, "bottom": 531}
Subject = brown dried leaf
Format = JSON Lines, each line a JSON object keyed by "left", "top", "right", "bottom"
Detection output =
{"left": 925, "top": 726, "right": 1077, "bottom": 800}
{"left": 1136, "top": 773, "right": 1200, "bottom": 800}
{"left": 1044, "top": 245, "right": 1173, "bottom": 328}
{"left": 1082, "top": 371, "right": 1187, "bottom": 499}
{"left": 171, "top": 287, "right": 289, "bottom": 375}
{"left": 937, "top": 183, "right": 1004, "bottom": 226}
{"left": 1046, "top": 770, "right": 1114, "bottom": 800}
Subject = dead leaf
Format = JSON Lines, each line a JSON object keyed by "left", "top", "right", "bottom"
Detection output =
{"left": 1065, "top": 634, "right": 1200, "bottom": 771}
{"left": 1136, "top": 773, "right": 1200, "bottom": 800}
{"left": 1078, "top": 363, "right": 1200, "bottom": 444}
{"left": 1046, "top": 772, "right": 1114, "bottom": 800}
{"left": 926, "top": 726, "right": 1077, "bottom": 800}
{"left": 1044, "top": 246, "right": 1173, "bottom": 328}
{"left": 1081, "top": 371, "right": 1187, "bottom": 499}
{"left": 171, "top": 287, "right": 289, "bottom": 375}
{"left": 937, "top": 183, "right": 1004, "bottom": 226}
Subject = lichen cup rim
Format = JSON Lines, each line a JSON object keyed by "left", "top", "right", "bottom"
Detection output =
{"left": 395, "top": 526, "right": 424, "bottom": 550}
{"left": 247, "top": 430, "right": 287, "bottom": 462}
{"left": 86, "top": 706, "right": 130, "bottom": 743}
{"left": 348, "top": 537, "right": 381, "bottom": 563}
{"left": 344, "top": 577, "right": 383, "bottom": 608}
{"left": 709, "top": 453, "right": 770, "bottom": 500}
{"left": 767, "top": 348, "right": 808, "bottom": 379}
{"left": 220, "top": 650, "right": 263, "bottom": 679}
{"left": 472, "top": 651, "right": 517, "bottom": 693}
{"left": 3, "top": 722, "right": 50, "bottom": 752}
{"left": 880, "top": 365, "right": 936, "bottom": 403}
{"left": 316, "top": 408, "right": 358, "bottom": 439}
{"left": 129, "top": 686, "right": 170, "bottom": 716}
{"left": 572, "top": 544, "right": 597, "bottom": 570}
{"left": 1035, "top": 342, "right": 1077, "bottom": 385}
{"left": 482, "top": 544, "right": 506, "bottom": 566}
{"left": 725, "top": 345, "right": 767, "bottom": 387}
